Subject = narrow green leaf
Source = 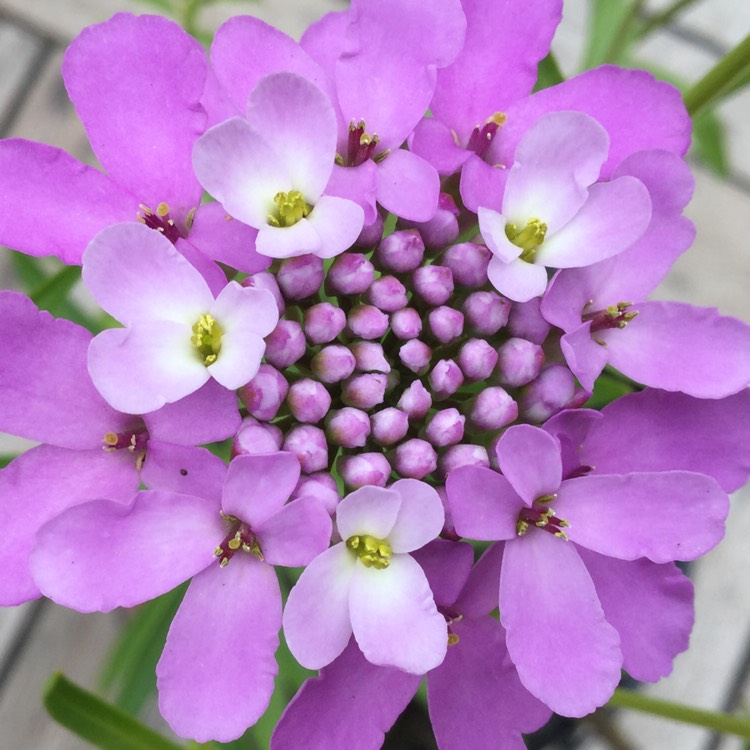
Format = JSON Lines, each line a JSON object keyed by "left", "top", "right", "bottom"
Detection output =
{"left": 0, "top": 454, "right": 18, "bottom": 468}
{"left": 692, "top": 110, "right": 730, "bottom": 176}
{"left": 534, "top": 52, "right": 565, "bottom": 91}
{"left": 581, "top": 0, "right": 632, "bottom": 68}
{"left": 44, "top": 672, "right": 185, "bottom": 750}
{"left": 585, "top": 371, "right": 636, "bottom": 410}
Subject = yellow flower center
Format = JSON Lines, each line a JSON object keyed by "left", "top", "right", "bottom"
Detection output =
{"left": 346, "top": 534, "right": 392, "bottom": 569}
{"left": 191, "top": 313, "right": 222, "bottom": 366}
{"left": 268, "top": 190, "right": 312, "bottom": 227}
{"left": 505, "top": 218, "right": 548, "bottom": 263}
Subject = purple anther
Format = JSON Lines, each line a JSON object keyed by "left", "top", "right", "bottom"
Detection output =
{"left": 347, "top": 304, "right": 390, "bottom": 339}
{"left": 326, "top": 252, "right": 375, "bottom": 295}
{"left": 325, "top": 407, "right": 371, "bottom": 448}
{"left": 370, "top": 407, "right": 410, "bottom": 446}
{"left": 310, "top": 344, "right": 357, "bottom": 384}
{"left": 366, "top": 275, "right": 408, "bottom": 312}
{"left": 238, "top": 364, "right": 289, "bottom": 421}
{"left": 304, "top": 302, "right": 347, "bottom": 345}
{"left": 264, "top": 320, "right": 306, "bottom": 369}
{"left": 392, "top": 438, "right": 438, "bottom": 479}
{"left": 286, "top": 378, "right": 332, "bottom": 424}
{"left": 495, "top": 338, "right": 544, "bottom": 388}
{"left": 457, "top": 339, "right": 498, "bottom": 382}
{"left": 427, "top": 306, "right": 464, "bottom": 344}
{"left": 276, "top": 254, "right": 324, "bottom": 301}
{"left": 463, "top": 291, "right": 511, "bottom": 336}
{"left": 442, "top": 242, "right": 491, "bottom": 288}
{"left": 375, "top": 229, "right": 425, "bottom": 273}
{"left": 412, "top": 265, "right": 454, "bottom": 306}
{"left": 282, "top": 424, "right": 329, "bottom": 474}
{"left": 425, "top": 408, "right": 465, "bottom": 447}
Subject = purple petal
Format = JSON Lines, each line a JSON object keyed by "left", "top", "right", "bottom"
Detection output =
{"left": 446, "top": 467, "right": 524, "bottom": 540}
{"left": 583, "top": 388, "right": 750, "bottom": 493}
{"left": 325, "top": 162, "right": 379, "bottom": 225}
{"left": 157, "top": 557, "right": 281, "bottom": 742}
{"left": 454, "top": 542, "right": 504, "bottom": 619}
{"left": 542, "top": 407, "right": 603, "bottom": 479}
{"left": 222, "top": 452, "right": 300, "bottom": 525}
{"left": 560, "top": 322, "right": 609, "bottom": 392}
{"left": 305, "top": 195, "right": 365, "bottom": 258}
{"left": 83, "top": 222, "right": 213, "bottom": 325}
{"left": 411, "top": 539, "right": 474, "bottom": 608}
{"left": 409, "top": 117, "right": 472, "bottom": 175}
{"left": 283, "top": 543, "right": 356, "bottom": 670}
{"left": 460, "top": 155, "right": 508, "bottom": 213}
{"left": 256, "top": 496, "right": 332, "bottom": 567}
{"left": 87, "top": 322, "right": 209, "bottom": 414}
{"left": 336, "top": 485, "right": 402, "bottom": 541}
{"left": 497, "top": 425, "right": 562, "bottom": 503}
{"left": 555, "top": 473, "right": 728, "bottom": 563}
{"left": 0, "top": 445, "right": 138, "bottom": 606}
{"left": 63, "top": 13, "right": 206, "bottom": 218}
{"left": 0, "top": 291, "right": 131, "bottom": 448}
{"left": 578, "top": 548, "right": 694, "bottom": 682}
{"left": 388, "top": 479, "right": 444, "bottom": 553}
{"left": 428, "top": 617, "right": 552, "bottom": 749}
{"left": 0, "top": 140, "right": 134, "bottom": 264}
{"left": 431, "top": 0, "right": 562, "bottom": 142}
{"left": 487, "top": 255, "right": 548, "bottom": 303}
{"left": 271, "top": 640, "right": 420, "bottom": 750}
{"left": 350, "top": 553, "right": 447, "bottom": 673}
{"left": 375, "top": 150, "right": 440, "bottom": 222}
{"left": 605, "top": 301, "right": 750, "bottom": 398}
{"left": 501, "top": 533, "right": 622, "bottom": 716}
{"left": 173, "top": 238, "right": 228, "bottom": 298}
{"left": 479, "top": 208, "right": 520, "bottom": 263}
{"left": 31, "top": 490, "right": 223, "bottom": 612}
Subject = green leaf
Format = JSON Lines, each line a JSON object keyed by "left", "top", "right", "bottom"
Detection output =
{"left": 533, "top": 52, "right": 565, "bottom": 91}
{"left": 581, "top": 0, "right": 633, "bottom": 68}
{"left": 0, "top": 454, "right": 17, "bottom": 468}
{"left": 585, "top": 371, "right": 637, "bottom": 410}
{"left": 44, "top": 672, "right": 185, "bottom": 750}
{"left": 692, "top": 110, "right": 730, "bottom": 176}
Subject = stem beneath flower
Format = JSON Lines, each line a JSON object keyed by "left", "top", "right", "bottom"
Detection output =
{"left": 608, "top": 688, "right": 750, "bottom": 740}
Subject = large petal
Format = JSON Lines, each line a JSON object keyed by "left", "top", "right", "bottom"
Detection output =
{"left": 446, "top": 467, "right": 523, "bottom": 541}
{"left": 305, "top": 195, "right": 364, "bottom": 258}
{"left": 460, "top": 154, "right": 508, "bottom": 213}
{"left": 0, "top": 445, "right": 138, "bottom": 606}
{"left": 350, "top": 553, "right": 447, "bottom": 674}
{"left": 0, "top": 291, "right": 131, "bottom": 448}
{"left": 0, "top": 140, "right": 134, "bottom": 264}
{"left": 578, "top": 548, "right": 694, "bottom": 682}
{"left": 63, "top": 13, "right": 206, "bottom": 217}
{"left": 82, "top": 222, "right": 212, "bottom": 325}
{"left": 584, "top": 388, "right": 750, "bottom": 493}
{"left": 454, "top": 542, "right": 504, "bottom": 619}
{"left": 411, "top": 539, "right": 474, "bottom": 608}
{"left": 501, "top": 533, "right": 622, "bottom": 716}
{"left": 388, "top": 479, "right": 444, "bottom": 553}
{"left": 605, "top": 301, "right": 750, "bottom": 398}
{"left": 256, "top": 218, "right": 322, "bottom": 259}
{"left": 283, "top": 543, "right": 356, "bottom": 670}
{"left": 487, "top": 255, "right": 548, "bottom": 303}
{"left": 375, "top": 149, "right": 440, "bottom": 222}
{"left": 409, "top": 117, "right": 472, "bottom": 175}
{"left": 497, "top": 425, "right": 562, "bottom": 503}
{"left": 559, "top": 323, "right": 610, "bottom": 392}
{"left": 325, "top": 162, "right": 379, "bottom": 225}
{"left": 479, "top": 208, "right": 520, "bottom": 263}
{"left": 555, "top": 473, "right": 728, "bottom": 563}
{"left": 271, "top": 640, "right": 420, "bottom": 750}
{"left": 87, "top": 322, "right": 209, "bottom": 414}
{"left": 157, "top": 557, "right": 281, "bottom": 743}
{"left": 336, "top": 485, "right": 402, "bottom": 541}
{"left": 31, "top": 489, "right": 224, "bottom": 612}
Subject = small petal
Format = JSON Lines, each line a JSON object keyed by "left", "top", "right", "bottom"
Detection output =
{"left": 497, "top": 425, "right": 562, "bottom": 503}
{"left": 487, "top": 256, "right": 548, "bottom": 303}
{"left": 305, "top": 195, "right": 364, "bottom": 258}
{"left": 336, "top": 485, "right": 402, "bottom": 541}
{"left": 388, "top": 479, "right": 444, "bottom": 553}
{"left": 375, "top": 149, "right": 440, "bottom": 222}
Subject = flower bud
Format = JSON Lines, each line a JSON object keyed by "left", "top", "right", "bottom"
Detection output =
{"left": 370, "top": 407, "right": 410, "bottom": 446}
{"left": 427, "top": 306, "right": 464, "bottom": 344}
{"left": 326, "top": 252, "right": 375, "bottom": 295}
{"left": 399, "top": 339, "right": 432, "bottom": 374}
{"left": 519, "top": 364, "right": 577, "bottom": 423}
{"left": 283, "top": 424, "right": 328, "bottom": 473}
{"left": 286, "top": 378, "right": 332, "bottom": 424}
{"left": 429, "top": 359, "right": 464, "bottom": 400}
{"left": 442, "top": 242, "right": 490, "bottom": 288}
{"left": 467, "top": 386, "right": 518, "bottom": 431}
{"left": 347, "top": 304, "right": 389, "bottom": 339}
{"left": 375, "top": 228, "right": 424, "bottom": 273}
{"left": 425, "top": 408, "right": 465, "bottom": 447}
{"left": 310, "top": 344, "right": 357, "bottom": 384}
{"left": 457, "top": 339, "right": 498, "bottom": 382}
{"left": 238, "top": 364, "right": 288, "bottom": 421}
{"left": 366, "top": 275, "right": 408, "bottom": 312}
{"left": 326, "top": 407, "right": 371, "bottom": 448}
{"left": 242, "top": 272, "right": 285, "bottom": 314}
{"left": 463, "top": 291, "right": 511, "bottom": 335}
{"left": 231, "top": 416, "right": 283, "bottom": 457}
{"left": 304, "top": 302, "right": 347, "bottom": 345}
{"left": 397, "top": 380, "right": 432, "bottom": 420}
{"left": 355, "top": 214, "right": 384, "bottom": 249}
{"left": 404, "top": 193, "right": 459, "bottom": 249}
{"left": 506, "top": 297, "right": 551, "bottom": 344}
{"left": 412, "top": 265, "right": 454, "bottom": 306}
{"left": 392, "top": 438, "right": 438, "bottom": 479}
{"left": 390, "top": 307, "right": 422, "bottom": 340}
{"left": 351, "top": 341, "right": 390, "bottom": 373}
{"left": 438, "top": 444, "right": 490, "bottom": 478}
{"left": 341, "top": 373, "right": 388, "bottom": 410}
{"left": 338, "top": 452, "right": 392, "bottom": 489}
{"left": 291, "top": 472, "right": 341, "bottom": 515}
{"left": 495, "top": 338, "right": 544, "bottom": 388}
{"left": 276, "top": 254, "right": 324, "bottom": 301}
{"left": 264, "top": 320, "right": 306, "bottom": 368}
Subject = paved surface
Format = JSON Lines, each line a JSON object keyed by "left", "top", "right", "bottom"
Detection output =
{"left": 0, "top": 1, "right": 748, "bottom": 748}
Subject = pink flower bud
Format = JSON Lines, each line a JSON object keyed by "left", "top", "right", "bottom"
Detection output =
{"left": 370, "top": 407, "right": 410, "bottom": 446}
{"left": 463, "top": 291, "right": 511, "bottom": 335}
{"left": 425, "top": 408, "right": 465, "bottom": 447}
{"left": 495, "top": 338, "right": 544, "bottom": 388}
{"left": 347, "top": 304, "right": 389, "bottom": 339}
{"left": 341, "top": 373, "right": 388, "bottom": 410}
{"left": 326, "top": 407, "right": 371, "bottom": 448}
{"left": 264, "top": 320, "right": 306, "bottom": 368}
{"left": 375, "top": 228, "right": 424, "bottom": 273}
{"left": 412, "top": 265, "right": 454, "bottom": 306}
{"left": 276, "top": 254, "right": 324, "bottom": 300}
{"left": 304, "top": 302, "right": 347, "bottom": 345}
{"left": 390, "top": 307, "right": 422, "bottom": 340}
{"left": 238, "top": 364, "right": 288, "bottom": 421}
{"left": 310, "top": 344, "right": 357, "bottom": 384}
{"left": 457, "top": 339, "right": 498, "bottom": 381}
{"left": 442, "top": 242, "right": 490, "bottom": 288}
{"left": 397, "top": 380, "right": 432, "bottom": 420}
{"left": 507, "top": 297, "right": 551, "bottom": 344}
{"left": 366, "top": 275, "right": 408, "bottom": 312}
{"left": 338, "top": 452, "right": 392, "bottom": 489}
{"left": 241, "top": 272, "right": 285, "bottom": 314}
{"left": 326, "top": 252, "right": 375, "bottom": 295}
{"left": 403, "top": 193, "right": 459, "bottom": 249}
{"left": 468, "top": 387, "right": 518, "bottom": 431}
{"left": 292, "top": 472, "right": 341, "bottom": 515}
{"left": 355, "top": 214, "right": 384, "bottom": 249}
{"left": 399, "top": 339, "right": 432, "bottom": 374}
{"left": 438, "top": 444, "right": 490, "bottom": 478}
{"left": 519, "top": 364, "right": 577, "bottom": 423}
{"left": 286, "top": 378, "right": 332, "bottom": 424}
{"left": 392, "top": 438, "right": 438, "bottom": 479}
{"left": 427, "top": 306, "right": 464, "bottom": 344}
{"left": 283, "top": 424, "right": 328, "bottom": 473}
{"left": 429, "top": 359, "right": 464, "bottom": 399}
{"left": 231, "top": 416, "right": 283, "bottom": 457}
{"left": 351, "top": 341, "right": 391, "bottom": 373}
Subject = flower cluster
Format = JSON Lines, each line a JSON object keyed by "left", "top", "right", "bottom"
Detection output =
{"left": 1, "top": 1, "right": 750, "bottom": 748}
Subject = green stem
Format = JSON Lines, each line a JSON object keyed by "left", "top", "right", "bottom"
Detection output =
{"left": 603, "top": 0, "right": 646, "bottom": 63}
{"left": 683, "top": 32, "right": 750, "bottom": 115}
{"left": 608, "top": 689, "right": 750, "bottom": 740}
{"left": 639, "top": 0, "right": 701, "bottom": 38}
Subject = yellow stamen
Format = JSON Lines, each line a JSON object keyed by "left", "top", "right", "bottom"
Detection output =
{"left": 505, "top": 218, "right": 547, "bottom": 263}
{"left": 268, "top": 190, "right": 312, "bottom": 228}
{"left": 346, "top": 534, "right": 392, "bottom": 569}
{"left": 191, "top": 313, "right": 223, "bottom": 366}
